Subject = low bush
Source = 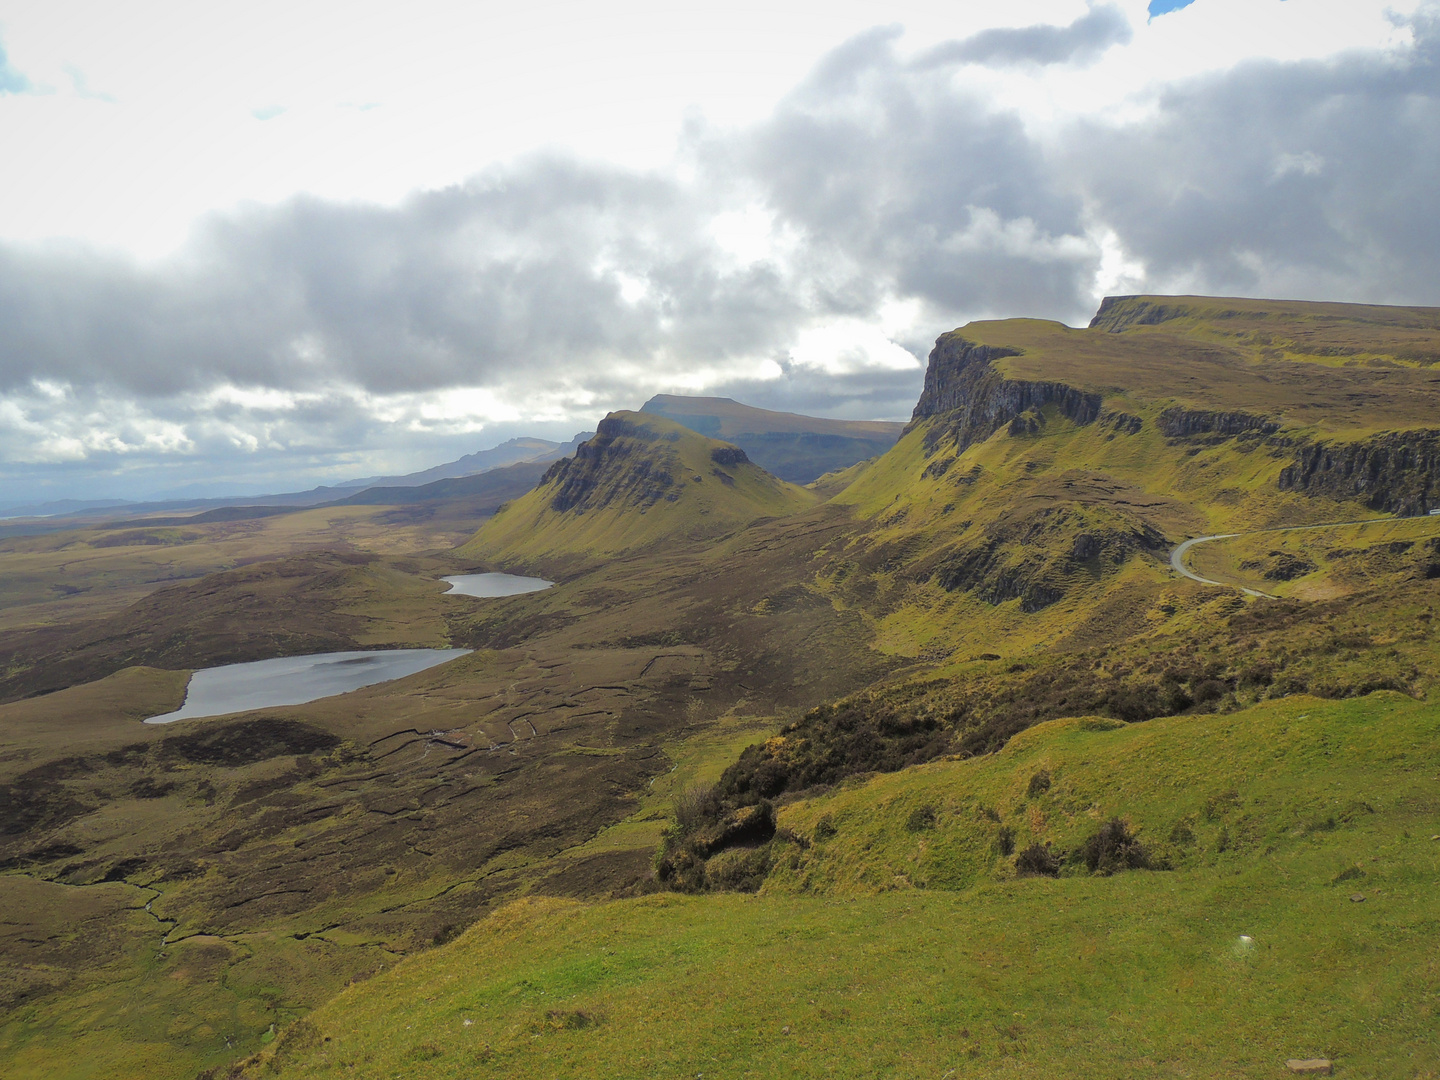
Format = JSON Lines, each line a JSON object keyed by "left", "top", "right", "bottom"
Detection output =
{"left": 996, "top": 825, "right": 1016, "bottom": 856}
{"left": 656, "top": 788, "right": 777, "bottom": 893}
{"left": 704, "top": 847, "right": 773, "bottom": 893}
{"left": 1014, "top": 843, "right": 1061, "bottom": 877}
{"left": 1079, "top": 818, "right": 1153, "bottom": 875}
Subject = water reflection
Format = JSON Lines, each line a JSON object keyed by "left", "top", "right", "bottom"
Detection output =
{"left": 442, "top": 572, "right": 553, "bottom": 597}
{"left": 144, "top": 648, "right": 471, "bottom": 724}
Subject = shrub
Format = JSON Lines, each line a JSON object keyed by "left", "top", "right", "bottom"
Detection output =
{"left": 1191, "top": 679, "right": 1228, "bottom": 705}
{"left": 1026, "top": 770, "right": 1052, "bottom": 797}
{"left": 1014, "top": 843, "right": 1061, "bottom": 877}
{"left": 996, "top": 825, "right": 1016, "bottom": 856}
{"left": 1108, "top": 681, "right": 1191, "bottom": 722}
{"left": 672, "top": 785, "right": 721, "bottom": 836}
{"left": 1080, "top": 818, "right": 1152, "bottom": 875}
{"left": 813, "top": 814, "right": 838, "bottom": 841}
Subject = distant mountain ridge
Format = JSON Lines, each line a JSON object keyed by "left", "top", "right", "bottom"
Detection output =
{"left": 640, "top": 395, "right": 904, "bottom": 484}
{"left": 336, "top": 436, "right": 580, "bottom": 490}
{"left": 0, "top": 432, "right": 593, "bottom": 526}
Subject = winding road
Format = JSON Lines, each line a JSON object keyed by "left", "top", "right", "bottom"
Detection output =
{"left": 1169, "top": 533, "right": 1273, "bottom": 598}
{"left": 1168, "top": 514, "right": 1435, "bottom": 598}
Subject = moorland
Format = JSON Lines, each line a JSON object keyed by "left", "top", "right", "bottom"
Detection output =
{"left": 1, "top": 295, "right": 1438, "bottom": 1080}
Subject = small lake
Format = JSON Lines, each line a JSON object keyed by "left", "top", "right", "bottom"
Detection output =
{"left": 144, "top": 648, "right": 471, "bottom": 724}
{"left": 442, "top": 572, "right": 553, "bottom": 598}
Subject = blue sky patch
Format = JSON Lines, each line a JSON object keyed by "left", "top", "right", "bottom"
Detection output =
{"left": 1149, "top": 0, "right": 1197, "bottom": 15}
{"left": 0, "top": 43, "right": 32, "bottom": 94}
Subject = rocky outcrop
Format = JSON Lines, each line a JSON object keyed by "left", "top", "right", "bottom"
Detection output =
{"left": 1158, "top": 408, "right": 1279, "bottom": 438}
{"left": 1278, "top": 429, "right": 1440, "bottom": 515}
{"left": 1087, "top": 296, "right": 1225, "bottom": 333}
{"left": 909, "top": 333, "right": 1103, "bottom": 452}
{"left": 932, "top": 508, "right": 1166, "bottom": 613}
{"left": 1239, "top": 551, "right": 1318, "bottom": 581}
{"left": 543, "top": 417, "right": 679, "bottom": 513}
{"left": 1102, "top": 411, "right": 1143, "bottom": 435}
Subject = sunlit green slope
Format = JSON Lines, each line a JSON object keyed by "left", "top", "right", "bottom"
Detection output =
{"left": 459, "top": 411, "right": 819, "bottom": 570}
{"left": 800, "top": 296, "right": 1440, "bottom": 662}
{"left": 231, "top": 689, "right": 1440, "bottom": 1080}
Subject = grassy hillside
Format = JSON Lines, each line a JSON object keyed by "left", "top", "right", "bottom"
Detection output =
{"left": 980, "top": 297, "right": 1440, "bottom": 436}
{"left": 230, "top": 690, "right": 1440, "bottom": 1080}
{"left": 0, "top": 463, "right": 884, "bottom": 1080}
{"left": 459, "top": 411, "right": 819, "bottom": 571}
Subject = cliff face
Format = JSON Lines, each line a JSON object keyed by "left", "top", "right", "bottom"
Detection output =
{"left": 1085, "top": 295, "right": 1243, "bottom": 333}
{"left": 909, "top": 334, "right": 1103, "bottom": 452}
{"left": 543, "top": 415, "right": 681, "bottom": 513}
{"left": 1157, "top": 408, "right": 1279, "bottom": 438}
{"left": 932, "top": 507, "right": 1166, "bottom": 613}
{"left": 1278, "top": 430, "right": 1440, "bottom": 516}
{"left": 462, "top": 411, "right": 820, "bottom": 565}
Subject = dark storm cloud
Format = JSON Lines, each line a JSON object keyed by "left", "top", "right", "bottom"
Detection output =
{"left": 915, "top": 4, "right": 1132, "bottom": 69}
{"left": 0, "top": 162, "right": 806, "bottom": 397}
{"left": 728, "top": 26, "right": 1097, "bottom": 325}
{"left": 1067, "top": 13, "right": 1440, "bottom": 302}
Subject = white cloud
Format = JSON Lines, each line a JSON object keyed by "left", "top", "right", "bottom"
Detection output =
{"left": 788, "top": 319, "right": 922, "bottom": 376}
{"left": 0, "top": 0, "right": 1437, "bottom": 501}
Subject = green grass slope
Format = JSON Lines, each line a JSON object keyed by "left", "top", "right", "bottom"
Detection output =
{"left": 232, "top": 690, "right": 1440, "bottom": 1080}
{"left": 459, "top": 411, "right": 819, "bottom": 571}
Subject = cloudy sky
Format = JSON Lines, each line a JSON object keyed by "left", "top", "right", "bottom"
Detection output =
{"left": 0, "top": 0, "right": 1435, "bottom": 505}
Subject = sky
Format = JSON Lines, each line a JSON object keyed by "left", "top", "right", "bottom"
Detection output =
{"left": 0, "top": 0, "right": 1435, "bottom": 505}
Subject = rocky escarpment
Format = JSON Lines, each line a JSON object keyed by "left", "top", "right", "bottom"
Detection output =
{"left": 910, "top": 333, "right": 1103, "bottom": 453}
{"left": 929, "top": 506, "right": 1167, "bottom": 613}
{"left": 543, "top": 416, "right": 683, "bottom": 513}
{"left": 1278, "top": 429, "right": 1440, "bottom": 515}
{"left": 1087, "top": 295, "right": 1235, "bottom": 333}
{"left": 1157, "top": 408, "right": 1280, "bottom": 438}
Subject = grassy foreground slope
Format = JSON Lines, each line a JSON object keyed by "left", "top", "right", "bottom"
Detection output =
{"left": 460, "top": 411, "right": 819, "bottom": 571}
{"left": 235, "top": 690, "right": 1439, "bottom": 1079}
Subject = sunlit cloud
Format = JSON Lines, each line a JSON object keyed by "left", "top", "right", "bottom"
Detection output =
{"left": 0, "top": 0, "right": 1435, "bottom": 503}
